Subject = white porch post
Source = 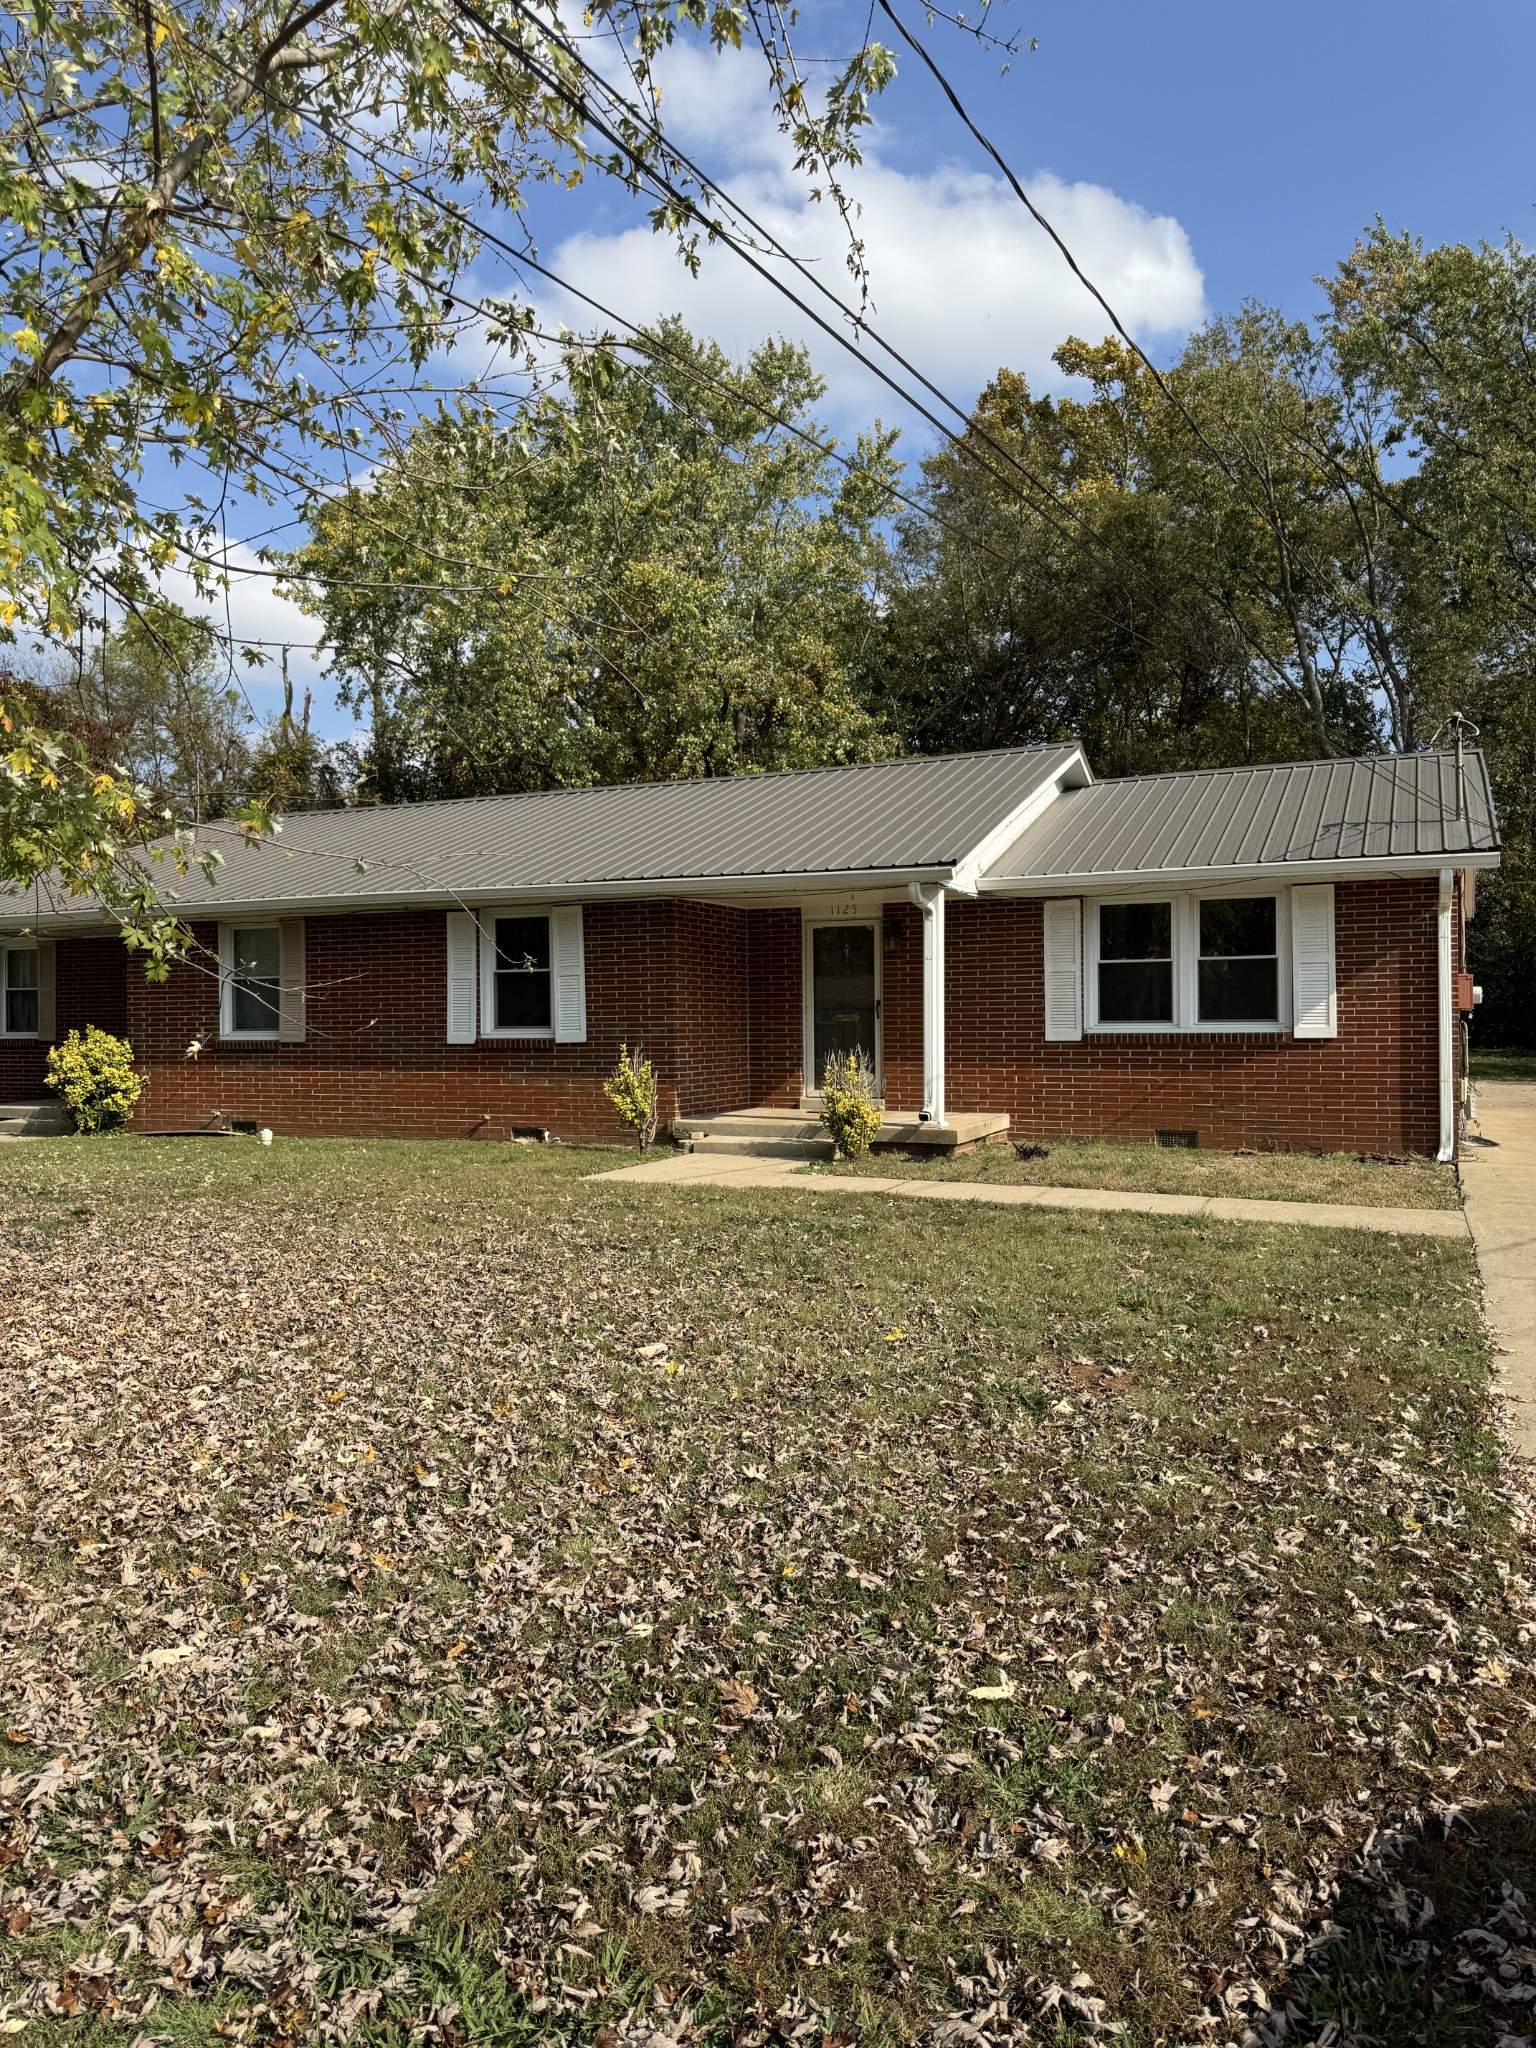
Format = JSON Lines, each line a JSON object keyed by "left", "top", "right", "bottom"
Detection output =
{"left": 909, "top": 882, "right": 946, "bottom": 1126}
{"left": 1437, "top": 867, "right": 1456, "bottom": 1163}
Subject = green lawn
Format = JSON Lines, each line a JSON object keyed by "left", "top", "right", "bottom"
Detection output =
{"left": 819, "top": 1136, "right": 1460, "bottom": 1208}
{"left": 2, "top": 1135, "right": 1532, "bottom": 2047}
{"left": 1471, "top": 1047, "right": 1536, "bottom": 1085}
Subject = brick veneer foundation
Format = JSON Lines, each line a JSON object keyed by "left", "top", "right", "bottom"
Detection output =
{"left": 20, "top": 875, "right": 1457, "bottom": 1156}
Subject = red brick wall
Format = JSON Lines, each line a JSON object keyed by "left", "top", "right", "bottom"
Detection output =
{"left": 54, "top": 875, "right": 1454, "bottom": 1155}
{"left": 0, "top": 936, "right": 128, "bottom": 1100}
{"left": 881, "top": 879, "right": 1449, "bottom": 1156}
{"left": 124, "top": 902, "right": 757, "bottom": 1143}
{"left": 747, "top": 908, "right": 803, "bottom": 1107}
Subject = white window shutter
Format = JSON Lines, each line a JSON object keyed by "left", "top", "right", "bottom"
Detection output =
{"left": 1042, "top": 898, "right": 1083, "bottom": 1041}
{"left": 1291, "top": 883, "right": 1337, "bottom": 1038}
{"left": 36, "top": 940, "right": 57, "bottom": 1041}
{"left": 277, "top": 919, "right": 306, "bottom": 1042}
{"left": 551, "top": 906, "right": 587, "bottom": 1043}
{"left": 446, "top": 912, "right": 478, "bottom": 1043}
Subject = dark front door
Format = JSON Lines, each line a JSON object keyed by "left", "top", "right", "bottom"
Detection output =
{"left": 811, "top": 923, "right": 878, "bottom": 1084}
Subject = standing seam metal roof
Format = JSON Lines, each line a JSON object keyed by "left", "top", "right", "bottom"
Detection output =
{"left": 983, "top": 749, "right": 1499, "bottom": 882}
{"left": 26, "top": 746, "right": 1084, "bottom": 918}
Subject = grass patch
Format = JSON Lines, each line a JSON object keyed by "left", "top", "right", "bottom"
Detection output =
{"left": 1470, "top": 1046, "right": 1536, "bottom": 1084}
{"left": 0, "top": 1134, "right": 1530, "bottom": 2048}
{"left": 817, "top": 1134, "right": 1460, "bottom": 1207}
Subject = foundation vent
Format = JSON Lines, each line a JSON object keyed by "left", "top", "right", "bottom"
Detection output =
{"left": 1155, "top": 1129, "right": 1199, "bottom": 1149}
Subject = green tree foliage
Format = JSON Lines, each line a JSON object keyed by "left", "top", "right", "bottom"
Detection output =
{"left": 291, "top": 323, "right": 897, "bottom": 795}
{"left": 873, "top": 323, "right": 1394, "bottom": 776}
{"left": 20, "top": 607, "right": 251, "bottom": 820}
{"left": 874, "top": 245, "right": 1536, "bottom": 1041}
{"left": 1323, "top": 227, "right": 1536, "bottom": 1045}
{"left": 0, "top": 0, "right": 901, "bottom": 910}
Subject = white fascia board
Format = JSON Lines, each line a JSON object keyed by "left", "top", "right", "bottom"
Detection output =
{"left": 955, "top": 750, "right": 1093, "bottom": 895}
{"left": 19, "top": 864, "right": 964, "bottom": 932}
{"left": 978, "top": 850, "right": 1501, "bottom": 896}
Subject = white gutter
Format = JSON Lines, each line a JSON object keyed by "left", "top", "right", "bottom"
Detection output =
{"left": 978, "top": 849, "right": 1501, "bottom": 895}
{"left": 1437, "top": 867, "right": 1456, "bottom": 1164}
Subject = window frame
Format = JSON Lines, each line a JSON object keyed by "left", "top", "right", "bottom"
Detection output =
{"left": 1, "top": 942, "right": 40, "bottom": 1038}
{"left": 1085, "top": 887, "right": 1291, "bottom": 1035}
{"left": 479, "top": 906, "right": 556, "bottom": 1041}
{"left": 219, "top": 921, "right": 283, "bottom": 1042}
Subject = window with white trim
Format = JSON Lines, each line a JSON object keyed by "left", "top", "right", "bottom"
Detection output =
{"left": 1097, "top": 901, "right": 1174, "bottom": 1023}
{"left": 1197, "top": 896, "right": 1279, "bottom": 1023}
{"left": 3, "top": 944, "right": 38, "bottom": 1035}
{"left": 221, "top": 924, "right": 281, "bottom": 1038}
{"left": 484, "top": 914, "right": 553, "bottom": 1037}
{"left": 1087, "top": 891, "right": 1287, "bottom": 1032}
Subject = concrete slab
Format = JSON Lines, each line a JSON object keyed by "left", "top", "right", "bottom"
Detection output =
{"left": 590, "top": 1152, "right": 1468, "bottom": 1237}
{"left": 1461, "top": 1079, "right": 1536, "bottom": 1457}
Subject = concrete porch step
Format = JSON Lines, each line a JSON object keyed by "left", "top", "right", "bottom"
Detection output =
{"left": 672, "top": 1106, "right": 1010, "bottom": 1160}
{"left": 0, "top": 1099, "right": 68, "bottom": 1139}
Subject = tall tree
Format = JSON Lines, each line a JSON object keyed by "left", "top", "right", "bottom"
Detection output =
{"left": 30, "top": 606, "right": 253, "bottom": 820}
{"left": 1324, "top": 228, "right": 1536, "bottom": 1043}
{"left": 291, "top": 322, "right": 898, "bottom": 796}
{"left": 0, "top": 0, "right": 905, "bottom": 920}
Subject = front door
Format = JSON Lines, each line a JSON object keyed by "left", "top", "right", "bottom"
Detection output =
{"left": 808, "top": 922, "right": 880, "bottom": 1090}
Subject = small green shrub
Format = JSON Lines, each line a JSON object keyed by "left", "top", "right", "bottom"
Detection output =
{"left": 603, "top": 1042, "right": 660, "bottom": 1151}
{"left": 45, "top": 1026, "right": 143, "bottom": 1134}
{"left": 819, "top": 1050, "right": 882, "bottom": 1159}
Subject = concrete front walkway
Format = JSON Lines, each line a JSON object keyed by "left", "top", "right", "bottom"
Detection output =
{"left": 591, "top": 1148, "right": 1470, "bottom": 1238}
{"left": 1462, "top": 1078, "right": 1536, "bottom": 1457}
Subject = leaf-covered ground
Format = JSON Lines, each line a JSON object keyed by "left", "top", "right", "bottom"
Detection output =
{"left": 3, "top": 1137, "right": 1535, "bottom": 2048}
{"left": 820, "top": 1141, "right": 1459, "bottom": 1210}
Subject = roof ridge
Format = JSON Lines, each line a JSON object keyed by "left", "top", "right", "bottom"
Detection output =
{"left": 231, "top": 744, "right": 1078, "bottom": 827}
{"left": 1077, "top": 747, "right": 1481, "bottom": 793}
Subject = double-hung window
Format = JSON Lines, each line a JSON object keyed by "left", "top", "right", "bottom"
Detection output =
{"left": 486, "top": 914, "right": 553, "bottom": 1036}
{"left": 223, "top": 925, "right": 281, "bottom": 1038}
{"left": 1096, "top": 902, "right": 1174, "bottom": 1023}
{"left": 3, "top": 945, "right": 38, "bottom": 1035}
{"left": 1197, "top": 897, "right": 1279, "bottom": 1023}
{"left": 1087, "top": 892, "right": 1286, "bottom": 1031}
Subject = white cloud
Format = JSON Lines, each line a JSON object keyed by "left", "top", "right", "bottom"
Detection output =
{"left": 530, "top": 45, "right": 1206, "bottom": 434}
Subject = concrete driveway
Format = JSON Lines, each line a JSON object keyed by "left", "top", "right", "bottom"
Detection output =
{"left": 1462, "top": 1078, "right": 1536, "bottom": 1458}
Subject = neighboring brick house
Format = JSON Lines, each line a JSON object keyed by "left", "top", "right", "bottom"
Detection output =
{"left": 2, "top": 745, "right": 1499, "bottom": 1159}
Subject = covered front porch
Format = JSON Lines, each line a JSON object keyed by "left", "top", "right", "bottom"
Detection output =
{"left": 677, "top": 881, "right": 995, "bottom": 1154}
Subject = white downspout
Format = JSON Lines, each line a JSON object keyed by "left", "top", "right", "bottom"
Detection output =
{"left": 909, "top": 882, "right": 946, "bottom": 1126}
{"left": 1437, "top": 867, "right": 1456, "bottom": 1163}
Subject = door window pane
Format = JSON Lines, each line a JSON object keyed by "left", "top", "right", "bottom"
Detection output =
{"left": 4, "top": 948, "right": 38, "bottom": 1034}
{"left": 1097, "top": 902, "right": 1173, "bottom": 1022}
{"left": 231, "top": 926, "right": 280, "bottom": 1032}
{"left": 1198, "top": 897, "right": 1278, "bottom": 1022}
{"left": 493, "top": 916, "right": 552, "bottom": 1031}
{"left": 812, "top": 924, "right": 877, "bottom": 1077}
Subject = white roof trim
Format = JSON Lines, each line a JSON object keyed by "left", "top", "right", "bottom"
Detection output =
{"left": 950, "top": 748, "right": 1092, "bottom": 894}
{"left": 979, "top": 850, "right": 1502, "bottom": 896}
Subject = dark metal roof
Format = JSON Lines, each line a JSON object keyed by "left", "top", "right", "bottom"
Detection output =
{"left": 26, "top": 746, "right": 1084, "bottom": 921}
{"left": 983, "top": 749, "right": 1500, "bottom": 886}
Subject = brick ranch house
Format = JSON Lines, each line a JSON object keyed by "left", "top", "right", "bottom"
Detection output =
{"left": 1, "top": 744, "right": 1500, "bottom": 1159}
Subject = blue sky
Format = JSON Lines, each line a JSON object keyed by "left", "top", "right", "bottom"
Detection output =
{"left": 149, "top": 0, "right": 1536, "bottom": 732}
